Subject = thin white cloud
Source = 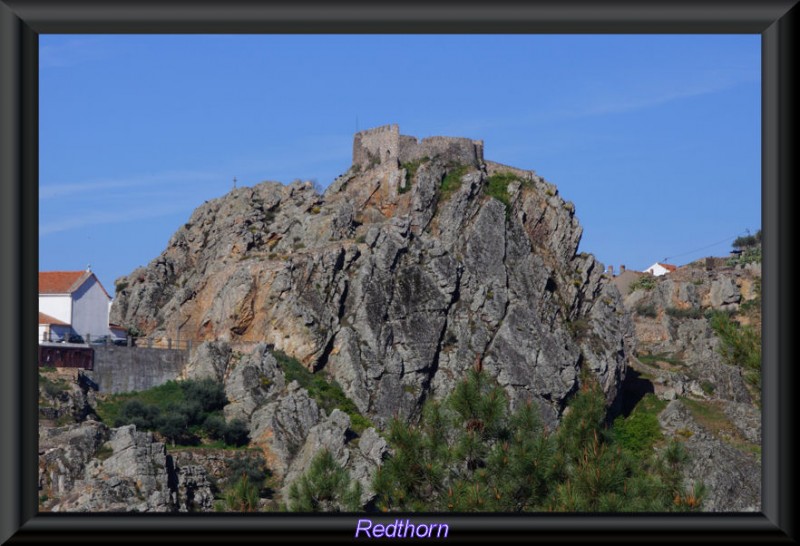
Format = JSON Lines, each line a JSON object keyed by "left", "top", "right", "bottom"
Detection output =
{"left": 438, "top": 67, "right": 759, "bottom": 137}
{"left": 40, "top": 170, "right": 223, "bottom": 199}
{"left": 548, "top": 67, "right": 759, "bottom": 121}
{"left": 40, "top": 202, "right": 191, "bottom": 235}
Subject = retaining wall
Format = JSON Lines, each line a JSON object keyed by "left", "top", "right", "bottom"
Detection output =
{"left": 85, "top": 346, "right": 187, "bottom": 393}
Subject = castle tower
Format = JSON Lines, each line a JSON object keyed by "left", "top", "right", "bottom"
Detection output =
{"left": 352, "top": 124, "right": 400, "bottom": 169}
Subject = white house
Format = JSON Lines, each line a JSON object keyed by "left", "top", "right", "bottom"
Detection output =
{"left": 643, "top": 262, "right": 678, "bottom": 277}
{"left": 38, "top": 268, "right": 112, "bottom": 342}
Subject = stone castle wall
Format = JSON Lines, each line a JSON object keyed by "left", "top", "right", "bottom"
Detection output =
{"left": 353, "top": 124, "right": 484, "bottom": 168}
{"left": 485, "top": 160, "right": 536, "bottom": 182}
{"left": 352, "top": 124, "right": 401, "bottom": 168}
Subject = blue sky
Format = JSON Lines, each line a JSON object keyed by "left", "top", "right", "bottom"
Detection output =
{"left": 39, "top": 35, "right": 760, "bottom": 296}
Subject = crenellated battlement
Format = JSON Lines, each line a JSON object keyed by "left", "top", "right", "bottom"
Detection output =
{"left": 353, "top": 124, "right": 484, "bottom": 169}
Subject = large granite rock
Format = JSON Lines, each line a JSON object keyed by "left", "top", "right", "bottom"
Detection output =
{"left": 659, "top": 400, "right": 760, "bottom": 512}
{"left": 39, "top": 423, "right": 213, "bottom": 513}
{"left": 111, "top": 127, "right": 631, "bottom": 431}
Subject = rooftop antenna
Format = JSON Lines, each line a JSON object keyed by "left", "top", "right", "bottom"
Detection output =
{"left": 233, "top": 176, "right": 237, "bottom": 190}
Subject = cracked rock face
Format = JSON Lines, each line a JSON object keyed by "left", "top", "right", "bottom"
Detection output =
{"left": 659, "top": 400, "right": 760, "bottom": 512}
{"left": 111, "top": 130, "right": 631, "bottom": 429}
{"left": 39, "top": 423, "right": 213, "bottom": 513}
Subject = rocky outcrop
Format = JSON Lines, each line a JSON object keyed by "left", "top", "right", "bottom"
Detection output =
{"left": 659, "top": 400, "right": 760, "bottom": 512}
{"left": 618, "top": 258, "right": 762, "bottom": 512}
{"left": 621, "top": 263, "right": 761, "bottom": 405}
{"left": 111, "top": 126, "right": 632, "bottom": 430}
{"left": 280, "top": 409, "right": 387, "bottom": 505}
{"left": 38, "top": 368, "right": 98, "bottom": 424}
{"left": 38, "top": 422, "right": 213, "bottom": 513}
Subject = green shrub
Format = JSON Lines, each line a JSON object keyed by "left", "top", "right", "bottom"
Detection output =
{"left": 732, "top": 230, "right": 761, "bottom": 249}
{"left": 114, "top": 399, "right": 161, "bottom": 429}
{"left": 273, "top": 350, "right": 374, "bottom": 435}
{"left": 227, "top": 454, "right": 271, "bottom": 492}
{"left": 484, "top": 172, "right": 521, "bottom": 209}
{"left": 440, "top": 164, "right": 471, "bottom": 201}
{"left": 612, "top": 394, "right": 665, "bottom": 455}
{"left": 665, "top": 307, "right": 703, "bottom": 319}
{"left": 635, "top": 303, "right": 658, "bottom": 318}
{"left": 41, "top": 376, "right": 67, "bottom": 398}
{"left": 181, "top": 378, "right": 227, "bottom": 413}
{"left": 708, "top": 311, "right": 761, "bottom": 391}
{"left": 629, "top": 275, "right": 657, "bottom": 293}
{"left": 400, "top": 157, "right": 430, "bottom": 194}
{"left": 98, "top": 379, "right": 245, "bottom": 447}
{"left": 224, "top": 418, "right": 250, "bottom": 447}
{"left": 203, "top": 414, "right": 228, "bottom": 441}
{"left": 700, "top": 381, "right": 716, "bottom": 395}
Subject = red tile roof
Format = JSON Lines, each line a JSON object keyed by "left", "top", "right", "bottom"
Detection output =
{"left": 39, "top": 312, "right": 69, "bottom": 326}
{"left": 39, "top": 271, "right": 90, "bottom": 294}
{"left": 39, "top": 270, "right": 111, "bottom": 299}
{"left": 657, "top": 263, "right": 678, "bottom": 272}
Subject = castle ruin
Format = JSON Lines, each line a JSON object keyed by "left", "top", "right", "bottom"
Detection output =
{"left": 352, "top": 124, "right": 485, "bottom": 169}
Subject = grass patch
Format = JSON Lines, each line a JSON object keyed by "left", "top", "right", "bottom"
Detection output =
{"left": 95, "top": 380, "right": 184, "bottom": 425}
{"left": 96, "top": 444, "right": 114, "bottom": 461}
{"left": 439, "top": 164, "right": 471, "bottom": 201}
{"left": 400, "top": 157, "right": 429, "bottom": 194}
{"left": 612, "top": 394, "right": 667, "bottom": 454}
{"left": 39, "top": 374, "right": 69, "bottom": 398}
{"left": 707, "top": 310, "right": 761, "bottom": 391}
{"left": 273, "top": 350, "right": 374, "bottom": 435}
{"left": 484, "top": 172, "right": 521, "bottom": 209}
{"left": 665, "top": 307, "right": 703, "bottom": 319}
{"left": 628, "top": 275, "right": 657, "bottom": 293}
{"left": 636, "top": 352, "right": 686, "bottom": 368}
{"left": 682, "top": 398, "right": 759, "bottom": 455}
{"left": 635, "top": 303, "right": 658, "bottom": 318}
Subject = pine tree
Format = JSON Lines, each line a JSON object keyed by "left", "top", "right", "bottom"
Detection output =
{"left": 287, "top": 449, "right": 362, "bottom": 511}
{"left": 372, "top": 369, "right": 704, "bottom": 513}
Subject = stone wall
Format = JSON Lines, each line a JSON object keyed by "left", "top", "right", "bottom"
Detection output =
{"left": 352, "top": 124, "right": 400, "bottom": 168}
{"left": 353, "top": 124, "right": 484, "bottom": 169}
{"left": 485, "top": 160, "right": 536, "bottom": 182}
{"left": 85, "top": 346, "right": 187, "bottom": 393}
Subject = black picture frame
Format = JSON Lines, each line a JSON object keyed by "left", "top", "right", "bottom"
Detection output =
{"left": 1, "top": 1, "right": 796, "bottom": 543}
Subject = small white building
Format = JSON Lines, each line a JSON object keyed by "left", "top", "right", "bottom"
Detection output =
{"left": 38, "top": 268, "right": 112, "bottom": 342}
{"left": 38, "top": 312, "right": 72, "bottom": 343}
{"left": 643, "top": 262, "right": 678, "bottom": 277}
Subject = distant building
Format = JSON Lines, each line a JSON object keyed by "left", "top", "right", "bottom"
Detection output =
{"left": 38, "top": 268, "right": 112, "bottom": 342}
{"left": 643, "top": 262, "right": 678, "bottom": 277}
{"left": 609, "top": 265, "right": 646, "bottom": 295}
{"left": 109, "top": 323, "right": 128, "bottom": 343}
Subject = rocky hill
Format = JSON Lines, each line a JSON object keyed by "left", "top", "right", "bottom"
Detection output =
{"left": 110, "top": 124, "right": 631, "bottom": 429}
{"left": 615, "top": 254, "right": 762, "bottom": 511}
{"left": 39, "top": 126, "right": 760, "bottom": 513}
